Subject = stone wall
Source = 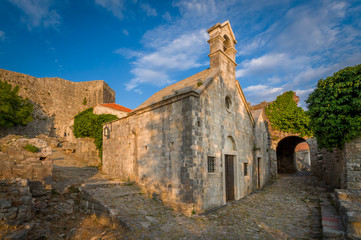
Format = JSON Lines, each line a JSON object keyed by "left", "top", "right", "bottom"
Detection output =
{"left": 75, "top": 138, "right": 100, "bottom": 166}
{"left": 294, "top": 151, "right": 311, "bottom": 172}
{"left": 103, "top": 21, "right": 271, "bottom": 215}
{"left": 0, "top": 178, "right": 34, "bottom": 229}
{"left": 310, "top": 137, "right": 361, "bottom": 189}
{"left": 0, "top": 68, "right": 115, "bottom": 138}
{"left": 103, "top": 95, "right": 195, "bottom": 214}
{"left": 0, "top": 136, "right": 53, "bottom": 189}
{"left": 103, "top": 73, "right": 270, "bottom": 214}
{"left": 61, "top": 138, "right": 100, "bottom": 166}
{"left": 197, "top": 74, "right": 258, "bottom": 211}
{"left": 251, "top": 95, "right": 310, "bottom": 151}
{"left": 253, "top": 113, "right": 272, "bottom": 187}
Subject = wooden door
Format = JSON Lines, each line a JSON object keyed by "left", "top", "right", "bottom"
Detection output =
{"left": 257, "top": 157, "right": 261, "bottom": 188}
{"left": 225, "top": 155, "right": 235, "bottom": 201}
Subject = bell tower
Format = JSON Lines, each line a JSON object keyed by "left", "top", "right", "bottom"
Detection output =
{"left": 207, "top": 21, "right": 237, "bottom": 77}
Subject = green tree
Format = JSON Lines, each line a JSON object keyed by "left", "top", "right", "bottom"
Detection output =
{"left": 0, "top": 80, "right": 33, "bottom": 127}
{"left": 265, "top": 91, "right": 312, "bottom": 137}
{"left": 73, "top": 108, "right": 118, "bottom": 159}
{"left": 306, "top": 64, "right": 361, "bottom": 150}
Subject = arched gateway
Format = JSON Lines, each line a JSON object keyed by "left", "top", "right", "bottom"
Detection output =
{"left": 276, "top": 136, "right": 310, "bottom": 173}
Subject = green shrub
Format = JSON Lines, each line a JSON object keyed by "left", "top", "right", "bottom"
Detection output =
{"left": 306, "top": 64, "right": 361, "bottom": 150}
{"left": 73, "top": 108, "right": 118, "bottom": 160}
{"left": 265, "top": 91, "right": 312, "bottom": 138}
{"left": 0, "top": 80, "right": 33, "bottom": 127}
{"left": 24, "top": 144, "right": 40, "bottom": 153}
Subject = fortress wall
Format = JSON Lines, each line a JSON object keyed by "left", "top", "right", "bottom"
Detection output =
{"left": 0, "top": 69, "right": 115, "bottom": 137}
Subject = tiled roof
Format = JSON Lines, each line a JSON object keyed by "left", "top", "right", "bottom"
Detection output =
{"left": 100, "top": 103, "right": 132, "bottom": 113}
{"left": 134, "top": 68, "right": 219, "bottom": 111}
{"left": 295, "top": 142, "right": 309, "bottom": 152}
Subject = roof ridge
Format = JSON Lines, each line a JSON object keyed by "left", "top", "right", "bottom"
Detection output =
{"left": 134, "top": 68, "right": 218, "bottom": 111}
{"left": 100, "top": 103, "right": 132, "bottom": 113}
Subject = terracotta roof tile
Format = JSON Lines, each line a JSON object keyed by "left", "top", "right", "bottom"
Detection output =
{"left": 295, "top": 142, "right": 309, "bottom": 152}
{"left": 100, "top": 103, "right": 132, "bottom": 113}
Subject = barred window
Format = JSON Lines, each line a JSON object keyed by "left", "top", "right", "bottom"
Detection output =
{"left": 208, "top": 156, "right": 215, "bottom": 173}
{"left": 244, "top": 163, "right": 248, "bottom": 176}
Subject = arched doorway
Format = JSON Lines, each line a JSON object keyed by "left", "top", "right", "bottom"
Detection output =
{"left": 276, "top": 136, "right": 310, "bottom": 173}
{"left": 223, "top": 136, "right": 238, "bottom": 202}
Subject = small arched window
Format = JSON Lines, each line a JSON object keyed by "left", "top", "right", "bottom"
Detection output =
{"left": 225, "top": 136, "right": 236, "bottom": 151}
{"left": 223, "top": 35, "right": 231, "bottom": 52}
{"left": 225, "top": 96, "right": 232, "bottom": 111}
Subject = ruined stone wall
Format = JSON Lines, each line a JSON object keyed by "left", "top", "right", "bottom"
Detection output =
{"left": 253, "top": 114, "right": 271, "bottom": 188}
{"left": 103, "top": 96, "right": 195, "bottom": 214}
{"left": 344, "top": 138, "right": 361, "bottom": 189}
{"left": 0, "top": 68, "right": 115, "bottom": 138}
{"left": 0, "top": 137, "right": 53, "bottom": 189}
{"left": 75, "top": 138, "right": 100, "bottom": 166}
{"left": 251, "top": 97, "right": 310, "bottom": 151}
{"left": 0, "top": 178, "right": 34, "bottom": 228}
{"left": 310, "top": 137, "right": 361, "bottom": 189}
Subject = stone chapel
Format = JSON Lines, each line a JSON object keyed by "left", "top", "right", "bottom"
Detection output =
{"left": 102, "top": 21, "right": 271, "bottom": 215}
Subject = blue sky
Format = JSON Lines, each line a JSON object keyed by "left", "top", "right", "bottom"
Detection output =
{"left": 0, "top": 0, "right": 360, "bottom": 109}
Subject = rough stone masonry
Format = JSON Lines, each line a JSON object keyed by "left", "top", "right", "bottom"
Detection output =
{"left": 102, "top": 21, "right": 272, "bottom": 215}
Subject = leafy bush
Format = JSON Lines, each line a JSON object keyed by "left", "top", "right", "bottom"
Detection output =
{"left": 24, "top": 144, "right": 40, "bottom": 153}
{"left": 306, "top": 64, "right": 361, "bottom": 150}
{"left": 73, "top": 108, "right": 118, "bottom": 159}
{"left": 0, "top": 80, "right": 33, "bottom": 127}
{"left": 265, "top": 91, "right": 312, "bottom": 137}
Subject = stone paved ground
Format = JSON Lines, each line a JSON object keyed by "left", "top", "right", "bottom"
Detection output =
{"left": 52, "top": 149, "right": 100, "bottom": 193}
{"left": 50, "top": 149, "right": 326, "bottom": 239}
{"left": 83, "top": 174, "right": 325, "bottom": 240}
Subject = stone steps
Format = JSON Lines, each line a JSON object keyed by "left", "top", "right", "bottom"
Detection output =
{"left": 320, "top": 196, "right": 345, "bottom": 239}
{"left": 334, "top": 189, "right": 361, "bottom": 239}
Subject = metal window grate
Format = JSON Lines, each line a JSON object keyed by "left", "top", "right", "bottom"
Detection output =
{"left": 244, "top": 163, "right": 248, "bottom": 176}
{"left": 208, "top": 156, "right": 215, "bottom": 173}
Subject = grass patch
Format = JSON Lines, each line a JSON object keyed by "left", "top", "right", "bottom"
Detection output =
{"left": 24, "top": 144, "right": 39, "bottom": 153}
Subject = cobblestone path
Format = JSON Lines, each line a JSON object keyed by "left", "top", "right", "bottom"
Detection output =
{"left": 84, "top": 174, "right": 325, "bottom": 240}
{"left": 50, "top": 149, "right": 325, "bottom": 239}
{"left": 52, "top": 149, "right": 100, "bottom": 193}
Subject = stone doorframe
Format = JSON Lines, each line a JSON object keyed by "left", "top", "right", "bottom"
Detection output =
{"left": 222, "top": 149, "right": 239, "bottom": 204}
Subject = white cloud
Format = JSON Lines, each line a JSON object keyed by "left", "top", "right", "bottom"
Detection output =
{"left": 118, "top": 29, "right": 209, "bottom": 91}
{"left": 291, "top": 67, "right": 330, "bottom": 85}
{"left": 272, "top": 1, "right": 352, "bottom": 55}
{"left": 244, "top": 85, "right": 283, "bottom": 95}
{"left": 243, "top": 85, "right": 284, "bottom": 103}
{"left": 122, "top": 29, "right": 129, "bottom": 36}
{"left": 236, "top": 53, "right": 308, "bottom": 78}
{"left": 111, "top": 0, "right": 361, "bottom": 103}
{"left": 95, "top": 0, "right": 126, "bottom": 19}
{"left": 0, "top": 31, "right": 5, "bottom": 41}
{"left": 114, "top": 48, "right": 143, "bottom": 59}
{"left": 162, "top": 12, "right": 171, "bottom": 21}
{"left": 266, "top": 76, "right": 282, "bottom": 84}
{"left": 174, "top": 0, "right": 217, "bottom": 16}
{"left": 135, "top": 30, "right": 208, "bottom": 70}
{"left": 237, "top": 38, "right": 265, "bottom": 56}
{"left": 125, "top": 69, "right": 173, "bottom": 91}
{"left": 140, "top": 3, "right": 157, "bottom": 17}
{"left": 8, "top": 0, "right": 61, "bottom": 30}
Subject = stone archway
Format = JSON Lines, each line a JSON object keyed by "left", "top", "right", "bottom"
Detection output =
{"left": 276, "top": 136, "right": 309, "bottom": 173}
